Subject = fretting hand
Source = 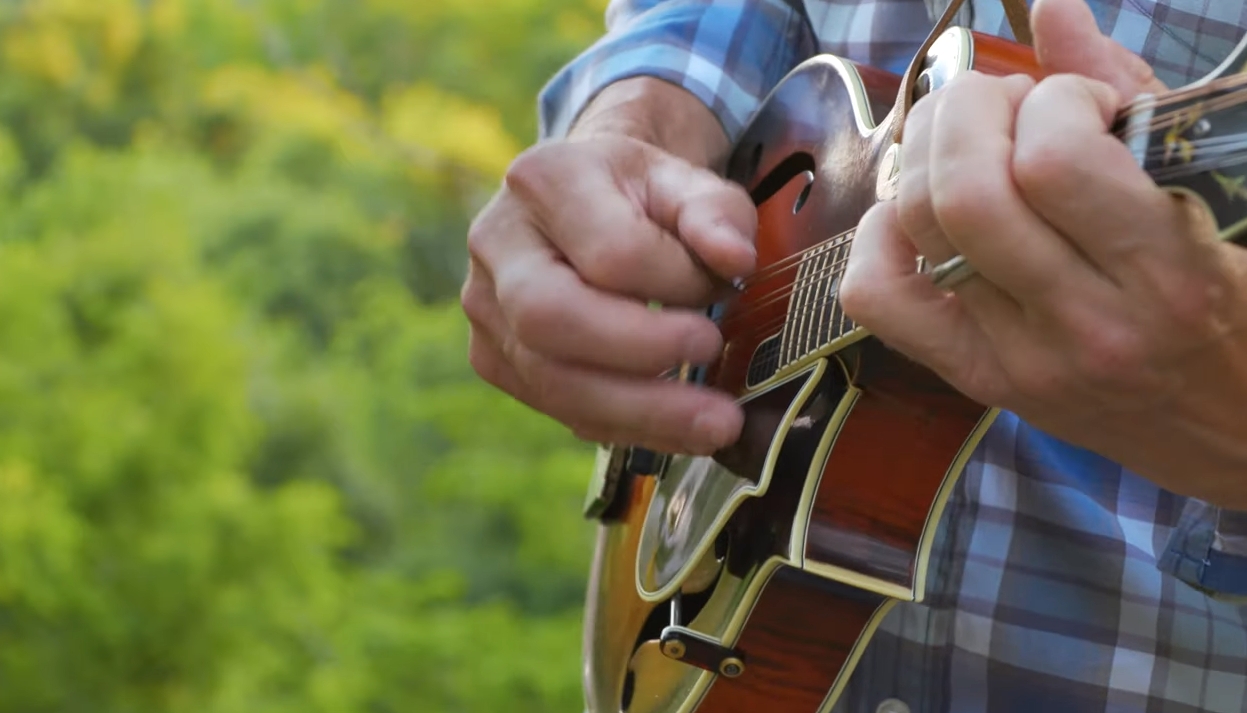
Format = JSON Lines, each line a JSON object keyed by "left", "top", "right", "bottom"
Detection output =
{"left": 840, "top": 0, "right": 1247, "bottom": 506}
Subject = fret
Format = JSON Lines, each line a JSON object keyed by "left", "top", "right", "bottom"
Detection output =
{"left": 777, "top": 229, "right": 866, "bottom": 368}
{"left": 828, "top": 237, "right": 848, "bottom": 343}
{"left": 781, "top": 254, "right": 809, "bottom": 364}
{"left": 789, "top": 256, "right": 805, "bottom": 365}
{"left": 779, "top": 260, "right": 798, "bottom": 364}
{"left": 800, "top": 243, "right": 825, "bottom": 357}
{"left": 813, "top": 242, "right": 833, "bottom": 351}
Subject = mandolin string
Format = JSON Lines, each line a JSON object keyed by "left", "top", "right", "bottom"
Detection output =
{"left": 726, "top": 308, "right": 858, "bottom": 358}
{"left": 728, "top": 128, "right": 1247, "bottom": 346}
{"left": 1121, "top": 80, "right": 1247, "bottom": 139}
{"left": 1145, "top": 133, "right": 1247, "bottom": 156}
{"left": 734, "top": 227, "right": 857, "bottom": 288}
{"left": 736, "top": 86, "right": 1244, "bottom": 295}
{"left": 734, "top": 139, "right": 1247, "bottom": 351}
{"left": 731, "top": 237, "right": 846, "bottom": 291}
{"left": 723, "top": 143, "right": 1247, "bottom": 345}
{"left": 1120, "top": 72, "right": 1247, "bottom": 123}
{"left": 729, "top": 132, "right": 1247, "bottom": 334}
{"left": 739, "top": 81, "right": 1247, "bottom": 290}
{"left": 1149, "top": 145, "right": 1247, "bottom": 180}
{"left": 715, "top": 78, "right": 1247, "bottom": 335}
{"left": 719, "top": 253, "right": 855, "bottom": 330}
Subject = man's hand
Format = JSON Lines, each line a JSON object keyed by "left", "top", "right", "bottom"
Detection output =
{"left": 461, "top": 78, "right": 756, "bottom": 455}
{"left": 841, "top": 0, "right": 1247, "bottom": 506}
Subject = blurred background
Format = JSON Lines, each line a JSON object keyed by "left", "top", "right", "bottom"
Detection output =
{"left": 0, "top": 0, "right": 607, "bottom": 710}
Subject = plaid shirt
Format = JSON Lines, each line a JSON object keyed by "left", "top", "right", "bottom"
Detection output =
{"left": 539, "top": 1, "right": 1247, "bottom": 712}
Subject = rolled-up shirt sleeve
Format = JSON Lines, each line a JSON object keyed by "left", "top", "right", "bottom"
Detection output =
{"left": 1159, "top": 499, "right": 1247, "bottom": 602}
{"left": 538, "top": 0, "right": 817, "bottom": 143}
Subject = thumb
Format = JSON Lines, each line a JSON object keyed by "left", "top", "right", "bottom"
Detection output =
{"left": 642, "top": 146, "right": 759, "bottom": 284}
{"left": 1031, "top": 0, "right": 1168, "bottom": 97}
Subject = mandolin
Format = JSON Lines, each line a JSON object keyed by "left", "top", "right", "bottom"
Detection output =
{"left": 578, "top": 9, "right": 1247, "bottom": 713}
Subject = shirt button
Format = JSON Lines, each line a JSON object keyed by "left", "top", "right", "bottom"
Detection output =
{"left": 875, "top": 699, "right": 911, "bottom": 713}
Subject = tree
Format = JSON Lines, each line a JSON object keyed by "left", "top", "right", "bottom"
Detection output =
{"left": 0, "top": 0, "right": 608, "bottom": 710}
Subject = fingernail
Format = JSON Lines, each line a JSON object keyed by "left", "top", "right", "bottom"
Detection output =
{"left": 691, "top": 408, "right": 740, "bottom": 451}
{"left": 711, "top": 227, "right": 756, "bottom": 279}
{"left": 704, "top": 222, "right": 750, "bottom": 249}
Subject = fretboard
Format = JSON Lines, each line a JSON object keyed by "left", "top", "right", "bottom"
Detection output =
{"left": 779, "top": 230, "right": 856, "bottom": 366}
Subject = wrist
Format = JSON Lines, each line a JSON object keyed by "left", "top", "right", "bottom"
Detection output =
{"left": 569, "top": 77, "right": 732, "bottom": 171}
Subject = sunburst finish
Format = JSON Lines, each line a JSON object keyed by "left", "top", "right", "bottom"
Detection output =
{"left": 580, "top": 23, "right": 1247, "bottom": 713}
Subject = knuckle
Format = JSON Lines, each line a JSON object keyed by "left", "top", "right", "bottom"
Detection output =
{"left": 459, "top": 276, "right": 489, "bottom": 326}
{"left": 695, "top": 180, "right": 757, "bottom": 236}
{"left": 465, "top": 213, "right": 491, "bottom": 259}
{"left": 942, "top": 70, "right": 988, "bottom": 97}
{"left": 579, "top": 239, "right": 646, "bottom": 289}
{"left": 1012, "top": 76, "right": 1093, "bottom": 196}
{"left": 929, "top": 171, "right": 998, "bottom": 236}
{"left": 837, "top": 207, "right": 889, "bottom": 322}
{"left": 467, "top": 336, "right": 505, "bottom": 387}
{"left": 1073, "top": 326, "right": 1148, "bottom": 386}
{"left": 837, "top": 262, "right": 877, "bottom": 323}
{"left": 1032, "top": 73, "right": 1086, "bottom": 101}
{"left": 836, "top": 268, "right": 871, "bottom": 321}
{"left": 502, "top": 144, "right": 555, "bottom": 199}
{"left": 1158, "top": 273, "right": 1224, "bottom": 334}
{"left": 894, "top": 178, "right": 931, "bottom": 239}
{"left": 507, "top": 283, "right": 565, "bottom": 350}
{"left": 1012, "top": 139, "right": 1076, "bottom": 199}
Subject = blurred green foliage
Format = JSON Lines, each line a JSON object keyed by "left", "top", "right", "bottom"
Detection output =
{"left": 0, "top": 0, "right": 607, "bottom": 710}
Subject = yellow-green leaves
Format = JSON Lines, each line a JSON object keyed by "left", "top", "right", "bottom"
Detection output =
{"left": 0, "top": 0, "right": 604, "bottom": 711}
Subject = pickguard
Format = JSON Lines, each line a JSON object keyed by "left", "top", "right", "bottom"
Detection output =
{"left": 636, "top": 358, "right": 854, "bottom": 601}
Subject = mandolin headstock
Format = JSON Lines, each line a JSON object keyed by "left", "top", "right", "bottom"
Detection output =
{"left": 1122, "top": 31, "right": 1247, "bottom": 243}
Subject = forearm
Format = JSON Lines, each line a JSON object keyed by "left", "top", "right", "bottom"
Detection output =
{"left": 538, "top": 0, "right": 816, "bottom": 159}
{"left": 569, "top": 77, "right": 731, "bottom": 171}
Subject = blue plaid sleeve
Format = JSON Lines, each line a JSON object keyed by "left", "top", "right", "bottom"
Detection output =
{"left": 538, "top": 0, "right": 817, "bottom": 144}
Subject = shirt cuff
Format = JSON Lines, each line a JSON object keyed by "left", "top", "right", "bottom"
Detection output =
{"left": 538, "top": 0, "right": 816, "bottom": 144}
{"left": 1158, "top": 497, "right": 1247, "bottom": 601}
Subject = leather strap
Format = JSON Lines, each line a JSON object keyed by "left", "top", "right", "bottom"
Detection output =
{"left": 890, "top": 0, "right": 1032, "bottom": 143}
{"left": 1001, "top": 0, "right": 1033, "bottom": 46}
{"left": 890, "top": 0, "right": 970, "bottom": 143}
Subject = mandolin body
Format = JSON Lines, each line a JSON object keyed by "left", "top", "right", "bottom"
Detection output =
{"left": 581, "top": 28, "right": 1043, "bottom": 713}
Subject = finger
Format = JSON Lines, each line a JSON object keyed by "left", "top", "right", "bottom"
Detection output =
{"left": 498, "top": 256, "right": 727, "bottom": 374}
{"left": 506, "top": 140, "right": 750, "bottom": 307}
{"left": 927, "top": 72, "right": 1098, "bottom": 312}
{"left": 566, "top": 421, "right": 722, "bottom": 456}
{"left": 467, "top": 323, "right": 734, "bottom": 454}
{"left": 1031, "top": 0, "right": 1169, "bottom": 97}
{"left": 1011, "top": 74, "right": 1194, "bottom": 289}
{"left": 894, "top": 83, "right": 940, "bottom": 249}
{"left": 466, "top": 324, "right": 541, "bottom": 411}
{"left": 646, "top": 153, "right": 758, "bottom": 282}
{"left": 840, "top": 202, "right": 1008, "bottom": 403}
{"left": 463, "top": 256, "right": 744, "bottom": 453}
{"left": 468, "top": 209, "right": 725, "bottom": 376}
{"left": 513, "top": 347, "right": 744, "bottom": 456}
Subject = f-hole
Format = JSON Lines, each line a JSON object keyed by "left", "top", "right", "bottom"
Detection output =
{"left": 746, "top": 151, "right": 816, "bottom": 208}
{"left": 792, "top": 170, "right": 814, "bottom": 214}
